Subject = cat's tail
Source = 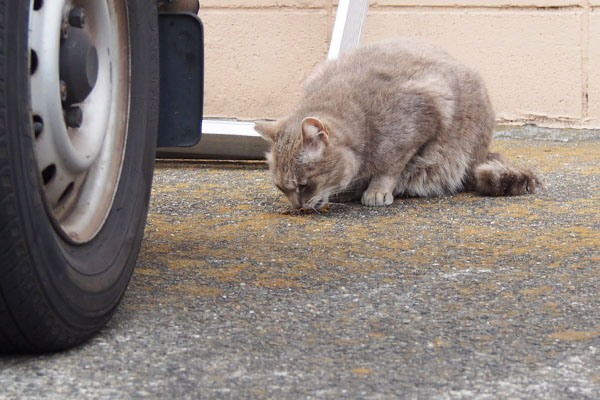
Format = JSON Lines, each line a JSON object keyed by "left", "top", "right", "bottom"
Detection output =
{"left": 473, "top": 152, "right": 542, "bottom": 196}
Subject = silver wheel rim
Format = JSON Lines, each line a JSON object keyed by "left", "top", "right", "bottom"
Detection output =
{"left": 28, "top": 0, "right": 130, "bottom": 244}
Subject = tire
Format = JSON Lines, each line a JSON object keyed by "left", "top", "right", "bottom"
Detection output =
{"left": 0, "top": 0, "right": 159, "bottom": 353}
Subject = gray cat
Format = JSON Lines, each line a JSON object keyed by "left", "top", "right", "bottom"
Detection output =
{"left": 255, "top": 38, "right": 540, "bottom": 209}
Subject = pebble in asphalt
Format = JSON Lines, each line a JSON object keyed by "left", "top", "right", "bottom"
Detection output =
{"left": 1, "top": 130, "right": 600, "bottom": 399}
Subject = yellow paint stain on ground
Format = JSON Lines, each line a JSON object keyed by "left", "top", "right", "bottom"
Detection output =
{"left": 566, "top": 225, "right": 599, "bottom": 239}
{"left": 201, "top": 263, "right": 252, "bottom": 282}
{"left": 542, "top": 302, "right": 560, "bottom": 313}
{"left": 521, "top": 286, "right": 553, "bottom": 296}
{"left": 492, "top": 140, "right": 600, "bottom": 174}
{"left": 550, "top": 330, "right": 600, "bottom": 341}
{"left": 368, "top": 332, "right": 386, "bottom": 339}
{"left": 252, "top": 278, "right": 305, "bottom": 289}
{"left": 578, "top": 165, "right": 600, "bottom": 175}
{"left": 292, "top": 262, "right": 320, "bottom": 272}
{"left": 165, "top": 258, "right": 201, "bottom": 271}
{"left": 135, "top": 268, "right": 162, "bottom": 276}
{"left": 459, "top": 225, "right": 491, "bottom": 236}
{"left": 351, "top": 368, "right": 373, "bottom": 375}
{"left": 152, "top": 182, "right": 193, "bottom": 194}
{"left": 432, "top": 338, "right": 450, "bottom": 347}
{"left": 501, "top": 202, "right": 539, "bottom": 218}
{"left": 169, "top": 284, "right": 224, "bottom": 297}
{"left": 139, "top": 240, "right": 171, "bottom": 254}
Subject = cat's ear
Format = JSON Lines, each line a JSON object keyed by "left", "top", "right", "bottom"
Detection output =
{"left": 301, "top": 117, "right": 329, "bottom": 157}
{"left": 254, "top": 120, "right": 283, "bottom": 143}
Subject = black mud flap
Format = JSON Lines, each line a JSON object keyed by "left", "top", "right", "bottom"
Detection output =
{"left": 157, "top": 12, "right": 204, "bottom": 147}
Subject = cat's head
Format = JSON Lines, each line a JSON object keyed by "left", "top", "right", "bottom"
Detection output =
{"left": 255, "top": 116, "right": 359, "bottom": 209}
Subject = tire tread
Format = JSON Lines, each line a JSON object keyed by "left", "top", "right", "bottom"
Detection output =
{"left": 0, "top": 0, "right": 77, "bottom": 353}
{"left": 0, "top": 0, "right": 159, "bottom": 353}
{"left": 0, "top": 0, "right": 35, "bottom": 352}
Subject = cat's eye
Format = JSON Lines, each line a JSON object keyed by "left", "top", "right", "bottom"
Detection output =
{"left": 298, "top": 184, "right": 308, "bottom": 191}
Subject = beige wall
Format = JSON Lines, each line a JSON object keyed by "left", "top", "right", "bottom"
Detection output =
{"left": 200, "top": 1, "right": 600, "bottom": 128}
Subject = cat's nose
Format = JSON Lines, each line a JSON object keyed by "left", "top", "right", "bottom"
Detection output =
{"left": 287, "top": 193, "right": 302, "bottom": 209}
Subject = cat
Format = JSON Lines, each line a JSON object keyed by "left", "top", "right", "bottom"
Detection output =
{"left": 255, "top": 38, "right": 541, "bottom": 209}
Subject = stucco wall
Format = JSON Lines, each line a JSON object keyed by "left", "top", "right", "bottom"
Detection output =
{"left": 199, "top": 1, "right": 600, "bottom": 128}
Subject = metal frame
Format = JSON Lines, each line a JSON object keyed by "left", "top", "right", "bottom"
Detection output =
{"left": 157, "top": 0, "right": 370, "bottom": 159}
{"left": 328, "top": 0, "right": 369, "bottom": 60}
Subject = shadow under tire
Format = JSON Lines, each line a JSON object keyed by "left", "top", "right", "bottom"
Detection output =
{"left": 0, "top": 0, "right": 159, "bottom": 353}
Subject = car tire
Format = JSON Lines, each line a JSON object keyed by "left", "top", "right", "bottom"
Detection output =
{"left": 0, "top": 0, "right": 158, "bottom": 353}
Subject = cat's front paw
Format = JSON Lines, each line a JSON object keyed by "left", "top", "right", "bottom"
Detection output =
{"left": 361, "top": 190, "right": 394, "bottom": 206}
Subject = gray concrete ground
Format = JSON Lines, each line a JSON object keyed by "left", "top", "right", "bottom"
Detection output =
{"left": 1, "top": 129, "right": 600, "bottom": 399}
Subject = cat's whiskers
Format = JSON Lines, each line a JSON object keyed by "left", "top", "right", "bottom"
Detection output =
{"left": 323, "top": 201, "right": 351, "bottom": 208}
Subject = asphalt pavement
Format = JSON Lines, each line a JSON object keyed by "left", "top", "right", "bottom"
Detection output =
{"left": 1, "top": 127, "right": 600, "bottom": 399}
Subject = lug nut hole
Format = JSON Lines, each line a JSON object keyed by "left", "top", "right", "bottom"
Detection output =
{"left": 33, "top": 115, "right": 43, "bottom": 138}
{"left": 30, "top": 49, "right": 38, "bottom": 75}
{"left": 42, "top": 164, "right": 56, "bottom": 186}
{"left": 59, "top": 182, "right": 75, "bottom": 204}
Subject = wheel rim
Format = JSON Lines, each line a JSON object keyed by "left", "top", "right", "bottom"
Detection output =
{"left": 28, "top": 0, "right": 130, "bottom": 244}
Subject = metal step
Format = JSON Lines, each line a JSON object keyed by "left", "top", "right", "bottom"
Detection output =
{"left": 155, "top": 119, "right": 267, "bottom": 160}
